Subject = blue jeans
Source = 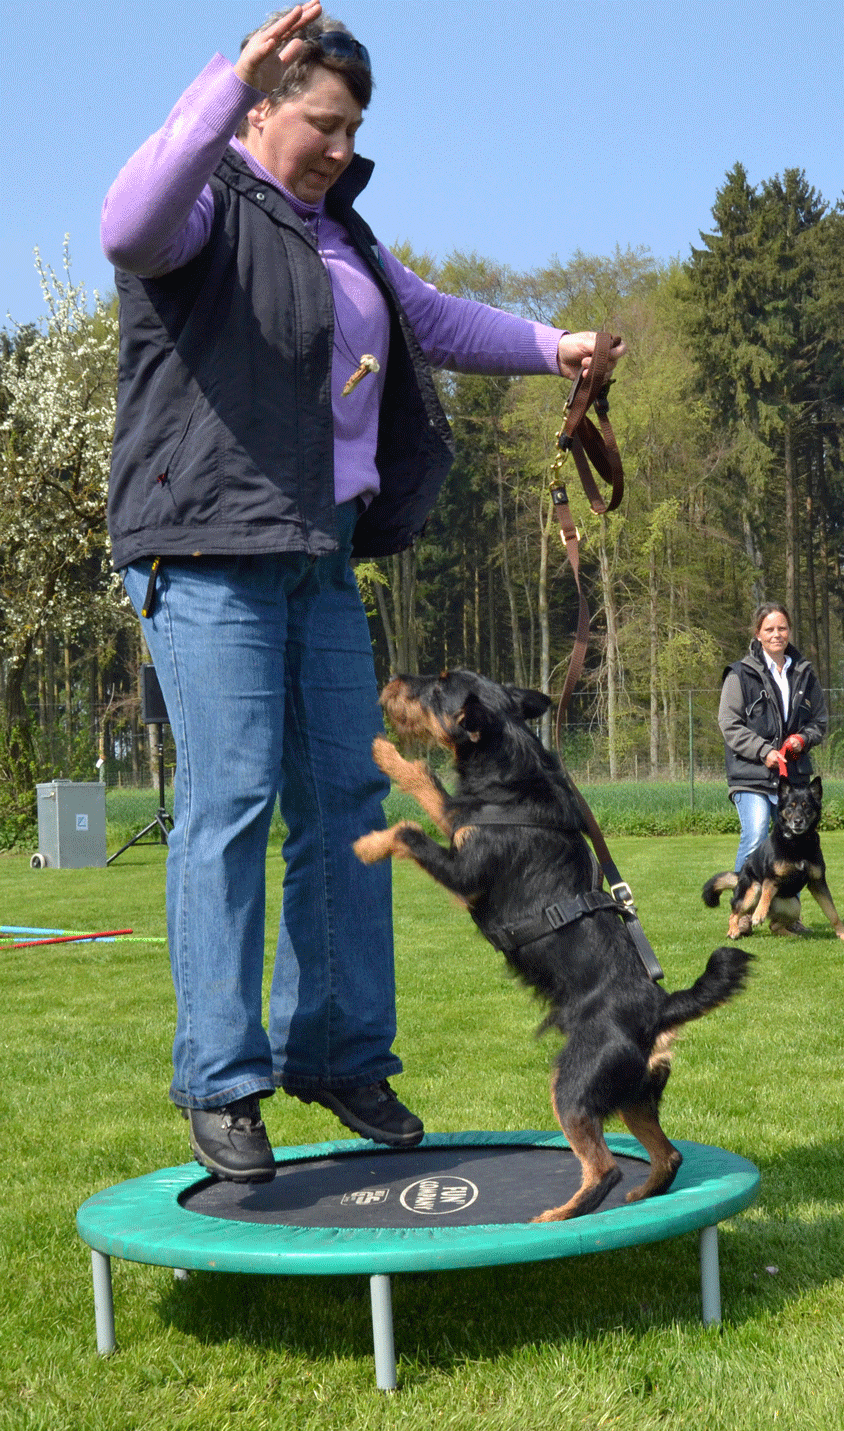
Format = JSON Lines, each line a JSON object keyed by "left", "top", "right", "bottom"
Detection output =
{"left": 732, "top": 790, "right": 778, "bottom": 872}
{"left": 123, "top": 502, "right": 399, "bottom": 1110}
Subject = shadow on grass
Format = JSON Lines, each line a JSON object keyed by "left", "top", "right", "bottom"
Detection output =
{"left": 752, "top": 1138, "right": 844, "bottom": 1215}
{"left": 152, "top": 1253, "right": 696, "bottom": 1378}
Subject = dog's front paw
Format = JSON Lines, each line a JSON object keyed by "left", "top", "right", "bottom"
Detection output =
{"left": 727, "top": 916, "right": 751, "bottom": 940}
{"left": 353, "top": 823, "right": 421, "bottom": 864}
{"left": 353, "top": 829, "right": 394, "bottom": 864}
{"left": 371, "top": 732, "right": 394, "bottom": 764}
{"left": 835, "top": 926, "right": 844, "bottom": 941}
{"left": 371, "top": 734, "right": 408, "bottom": 780}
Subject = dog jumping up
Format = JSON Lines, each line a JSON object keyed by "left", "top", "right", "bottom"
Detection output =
{"left": 354, "top": 669, "right": 753, "bottom": 1222}
{"left": 703, "top": 776, "right": 844, "bottom": 940}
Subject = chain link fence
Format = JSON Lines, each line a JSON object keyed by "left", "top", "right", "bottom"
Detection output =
{"left": 87, "top": 688, "right": 844, "bottom": 848}
{"left": 556, "top": 688, "right": 844, "bottom": 785}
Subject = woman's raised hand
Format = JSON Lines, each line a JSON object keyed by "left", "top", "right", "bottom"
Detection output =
{"left": 234, "top": 2, "right": 323, "bottom": 93}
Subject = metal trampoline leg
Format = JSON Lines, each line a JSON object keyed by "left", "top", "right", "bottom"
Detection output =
{"left": 91, "top": 1249, "right": 116, "bottom": 1354}
{"left": 370, "top": 1274, "right": 397, "bottom": 1391}
{"left": 699, "top": 1224, "right": 722, "bottom": 1325}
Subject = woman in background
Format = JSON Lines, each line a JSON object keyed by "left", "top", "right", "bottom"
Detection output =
{"left": 718, "top": 603, "right": 827, "bottom": 909}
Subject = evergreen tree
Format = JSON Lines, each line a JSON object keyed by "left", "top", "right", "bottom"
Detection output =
{"left": 685, "top": 165, "right": 834, "bottom": 659}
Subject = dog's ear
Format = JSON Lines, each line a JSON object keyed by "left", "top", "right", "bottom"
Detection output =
{"left": 778, "top": 775, "right": 793, "bottom": 799}
{"left": 810, "top": 775, "right": 823, "bottom": 801}
{"left": 506, "top": 686, "right": 552, "bottom": 722}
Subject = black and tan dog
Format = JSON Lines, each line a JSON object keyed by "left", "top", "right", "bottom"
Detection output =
{"left": 354, "top": 669, "right": 752, "bottom": 1222}
{"left": 703, "top": 776, "right": 844, "bottom": 940}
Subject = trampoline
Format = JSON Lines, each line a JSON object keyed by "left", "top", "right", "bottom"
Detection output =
{"left": 76, "top": 1130, "right": 760, "bottom": 1390}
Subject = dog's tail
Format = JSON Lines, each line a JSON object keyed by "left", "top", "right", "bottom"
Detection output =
{"left": 702, "top": 872, "right": 738, "bottom": 908}
{"left": 656, "top": 946, "right": 754, "bottom": 1034}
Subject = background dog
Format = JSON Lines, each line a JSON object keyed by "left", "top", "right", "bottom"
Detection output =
{"left": 355, "top": 669, "right": 752, "bottom": 1221}
{"left": 703, "top": 776, "right": 844, "bottom": 939}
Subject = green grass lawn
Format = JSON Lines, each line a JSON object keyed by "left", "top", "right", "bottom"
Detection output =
{"left": 2, "top": 826, "right": 844, "bottom": 1429}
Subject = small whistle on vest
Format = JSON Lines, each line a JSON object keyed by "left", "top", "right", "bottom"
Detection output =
{"left": 342, "top": 354, "right": 380, "bottom": 396}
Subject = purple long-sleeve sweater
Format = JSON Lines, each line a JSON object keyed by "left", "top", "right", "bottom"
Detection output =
{"left": 101, "top": 55, "right": 565, "bottom": 505}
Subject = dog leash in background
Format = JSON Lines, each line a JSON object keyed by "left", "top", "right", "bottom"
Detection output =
{"left": 550, "top": 332, "right": 624, "bottom": 742}
{"left": 775, "top": 735, "right": 806, "bottom": 778}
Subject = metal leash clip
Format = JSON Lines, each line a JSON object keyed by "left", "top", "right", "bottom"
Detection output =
{"left": 610, "top": 880, "right": 637, "bottom": 912}
{"left": 549, "top": 481, "right": 579, "bottom": 543}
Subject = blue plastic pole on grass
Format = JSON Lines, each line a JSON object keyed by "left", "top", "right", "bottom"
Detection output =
{"left": 2, "top": 926, "right": 68, "bottom": 935}
{"left": 1, "top": 927, "right": 122, "bottom": 946}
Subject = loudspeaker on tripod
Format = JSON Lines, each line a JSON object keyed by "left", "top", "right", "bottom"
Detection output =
{"left": 141, "top": 664, "right": 169, "bottom": 725}
{"left": 107, "top": 666, "right": 174, "bottom": 864}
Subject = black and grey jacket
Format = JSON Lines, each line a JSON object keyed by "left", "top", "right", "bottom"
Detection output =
{"left": 107, "top": 151, "right": 454, "bottom": 569}
{"left": 718, "top": 639, "right": 827, "bottom": 795}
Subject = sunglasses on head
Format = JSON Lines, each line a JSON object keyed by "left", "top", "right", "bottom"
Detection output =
{"left": 311, "top": 31, "right": 371, "bottom": 72}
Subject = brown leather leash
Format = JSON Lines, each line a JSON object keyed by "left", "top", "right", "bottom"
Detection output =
{"left": 548, "top": 333, "right": 664, "bottom": 982}
{"left": 556, "top": 330, "right": 624, "bottom": 520}
{"left": 550, "top": 331, "right": 624, "bottom": 741}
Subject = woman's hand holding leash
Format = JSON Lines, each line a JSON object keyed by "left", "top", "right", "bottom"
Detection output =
{"left": 556, "top": 332, "right": 626, "bottom": 382}
{"left": 783, "top": 734, "right": 806, "bottom": 757}
{"left": 769, "top": 734, "right": 807, "bottom": 777}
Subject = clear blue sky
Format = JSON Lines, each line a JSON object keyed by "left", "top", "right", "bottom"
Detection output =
{"left": 3, "top": 0, "right": 842, "bottom": 328}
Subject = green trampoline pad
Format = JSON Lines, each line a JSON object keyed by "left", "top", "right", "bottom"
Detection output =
{"left": 77, "top": 1130, "right": 760, "bottom": 1276}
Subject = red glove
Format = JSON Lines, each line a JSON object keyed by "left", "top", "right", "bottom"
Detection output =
{"left": 783, "top": 734, "right": 806, "bottom": 758}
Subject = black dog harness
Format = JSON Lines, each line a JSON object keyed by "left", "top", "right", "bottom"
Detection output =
{"left": 457, "top": 806, "right": 665, "bottom": 983}
{"left": 486, "top": 889, "right": 637, "bottom": 950}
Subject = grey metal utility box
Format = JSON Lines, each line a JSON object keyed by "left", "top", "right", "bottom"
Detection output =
{"left": 34, "top": 781, "right": 107, "bottom": 869}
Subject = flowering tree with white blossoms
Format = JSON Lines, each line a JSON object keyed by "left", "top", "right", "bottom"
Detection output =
{"left": 0, "top": 242, "right": 123, "bottom": 839}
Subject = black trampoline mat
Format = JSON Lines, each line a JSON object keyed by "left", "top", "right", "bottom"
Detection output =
{"left": 180, "top": 1144, "right": 650, "bottom": 1228}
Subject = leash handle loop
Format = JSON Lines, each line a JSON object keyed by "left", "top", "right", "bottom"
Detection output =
{"left": 551, "top": 331, "right": 625, "bottom": 743}
{"left": 555, "top": 333, "right": 624, "bottom": 515}
{"left": 546, "top": 336, "right": 661, "bottom": 982}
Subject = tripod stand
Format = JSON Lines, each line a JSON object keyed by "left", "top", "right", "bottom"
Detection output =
{"left": 107, "top": 723, "right": 174, "bottom": 865}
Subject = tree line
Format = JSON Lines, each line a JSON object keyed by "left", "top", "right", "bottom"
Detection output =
{"left": 1, "top": 166, "right": 843, "bottom": 844}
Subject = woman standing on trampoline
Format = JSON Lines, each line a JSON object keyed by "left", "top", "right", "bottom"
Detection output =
{"left": 102, "top": 4, "right": 626, "bottom": 1181}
